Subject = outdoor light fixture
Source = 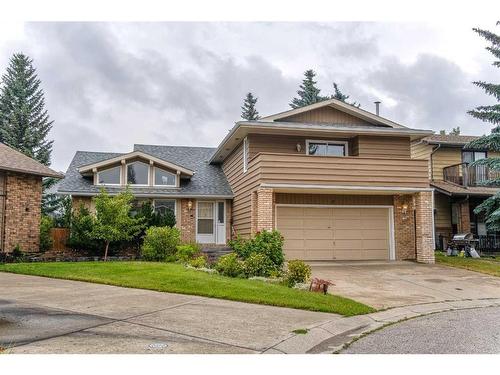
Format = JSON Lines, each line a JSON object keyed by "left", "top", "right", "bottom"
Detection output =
{"left": 296, "top": 143, "right": 302, "bottom": 152}
{"left": 187, "top": 200, "right": 193, "bottom": 211}
{"left": 401, "top": 204, "right": 408, "bottom": 216}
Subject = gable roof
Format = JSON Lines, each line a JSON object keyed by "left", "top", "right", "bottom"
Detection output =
{"left": 209, "top": 99, "right": 434, "bottom": 163}
{"left": 421, "top": 134, "right": 481, "bottom": 146}
{"left": 261, "top": 98, "right": 407, "bottom": 129}
{"left": 0, "top": 142, "right": 63, "bottom": 178}
{"left": 57, "top": 145, "right": 232, "bottom": 198}
{"left": 78, "top": 150, "right": 194, "bottom": 176}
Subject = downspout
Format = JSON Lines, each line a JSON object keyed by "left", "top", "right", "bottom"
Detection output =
{"left": 430, "top": 143, "right": 441, "bottom": 182}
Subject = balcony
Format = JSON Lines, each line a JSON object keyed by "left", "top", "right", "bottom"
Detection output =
{"left": 251, "top": 152, "right": 430, "bottom": 189}
{"left": 443, "top": 162, "right": 500, "bottom": 188}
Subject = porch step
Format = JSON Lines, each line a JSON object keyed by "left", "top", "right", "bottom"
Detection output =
{"left": 201, "top": 246, "right": 233, "bottom": 262}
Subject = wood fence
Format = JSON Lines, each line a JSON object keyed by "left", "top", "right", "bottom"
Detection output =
{"left": 50, "top": 228, "right": 70, "bottom": 251}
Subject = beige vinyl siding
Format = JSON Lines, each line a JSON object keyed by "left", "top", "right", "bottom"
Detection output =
{"left": 254, "top": 153, "right": 429, "bottom": 188}
{"left": 432, "top": 148, "right": 462, "bottom": 181}
{"left": 248, "top": 134, "right": 412, "bottom": 159}
{"left": 281, "top": 106, "right": 372, "bottom": 125}
{"left": 222, "top": 141, "right": 260, "bottom": 238}
{"left": 355, "top": 136, "right": 411, "bottom": 158}
{"left": 275, "top": 193, "right": 393, "bottom": 205}
{"left": 410, "top": 141, "right": 433, "bottom": 179}
{"left": 434, "top": 192, "right": 452, "bottom": 239}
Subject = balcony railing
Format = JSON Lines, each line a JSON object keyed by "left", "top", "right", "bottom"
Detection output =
{"left": 443, "top": 162, "right": 500, "bottom": 187}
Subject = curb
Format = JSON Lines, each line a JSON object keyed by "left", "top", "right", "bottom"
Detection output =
{"left": 262, "top": 298, "right": 500, "bottom": 354}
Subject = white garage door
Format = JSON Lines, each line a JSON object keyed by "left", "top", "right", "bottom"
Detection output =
{"left": 276, "top": 206, "right": 393, "bottom": 261}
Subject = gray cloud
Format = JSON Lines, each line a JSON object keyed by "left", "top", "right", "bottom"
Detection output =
{"left": 0, "top": 22, "right": 497, "bottom": 171}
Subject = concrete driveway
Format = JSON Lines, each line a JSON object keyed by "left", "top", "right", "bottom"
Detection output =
{"left": 0, "top": 273, "right": 336, "bottom": 354}
{"left": 311, "top": 261, "right": 500, "bottom": 309}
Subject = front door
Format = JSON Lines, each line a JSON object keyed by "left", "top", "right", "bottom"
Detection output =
{"left": 216, "top": 201, "right": 226, "bottom": 245}
{"left": 196, "top": 201, "right": 215, "bottom": 243}
{"left": 196, "top": 201, "right": 226, "bottom": 244}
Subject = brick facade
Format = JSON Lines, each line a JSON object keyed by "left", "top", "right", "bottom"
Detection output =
{"left": 458, "top": 199, "right": 471, "bottom": 233}
{"left": 180, "top": 198, "right": 196, "bottom": 243}
{"left": 393, "top": 194, "right": 416, "bottom": 260}
{"left": 251, "top": 188, "right": 274, "bottom": 234}
{"left": 2, "top": 172, "right": 43, "bottom": 253}
{"left": 414, "top": 191, "right": 435, "bottom": 264}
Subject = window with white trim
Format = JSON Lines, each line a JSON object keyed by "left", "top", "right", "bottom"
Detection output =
{"left": 306, "top": 140, "right": 348, "bottom": 157}
{"left": 97, "top": 166, "right": 121, "bottom": 185}
{"left": 153, "top": 199, "right": 176, "bottom": 216}
{"left": 154, "top": 166, "right": 177, "bottom": 186}
{"left": 243, "top": 137, "right": 249, "bottom": 173}
{"left": 126, "top": 161, "right": 149, "bottom": 185}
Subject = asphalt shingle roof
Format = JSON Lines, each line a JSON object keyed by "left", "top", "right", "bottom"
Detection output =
{"left": 57, "top": 145, "right": 233, "bottom": 197}
{"left": 0, "top": 142, "right": 63, "bottom": 178}
{"left": 431, "top": 180, "right": 499, "bottom": 196}
{"left": 422, "top": 134, "right": 481, "bottom": 146}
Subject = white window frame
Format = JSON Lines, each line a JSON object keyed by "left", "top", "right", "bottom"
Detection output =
{"left": 243, "top": 137, "right": 249, "bottom": 173}
{"left": 153, "top": 166, "right": 177, "bottom": 187}
{"left": 305, "top": 139, "right": 349, "bottom": 157}
{"left": 153, "top": 199, "right": 177, "bottom": 216}
{"left": 125, "top": 160, "right": 150, "bottom": 186}
{"left": 96, "top": 166, "right": 122, "bottom": 186}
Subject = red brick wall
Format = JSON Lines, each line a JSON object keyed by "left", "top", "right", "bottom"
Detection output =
{"left": 3, "top": 172, "right": 42, "bottom": 253}
{"left": 393, "top": 194, "right": 416, "bottom": 260}
{"left": 180, "top": 198, "right": 196, "bottom": 243}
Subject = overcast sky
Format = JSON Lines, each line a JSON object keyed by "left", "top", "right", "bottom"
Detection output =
{"left": 0, "top": 21, "right": 498, "bottom": 171}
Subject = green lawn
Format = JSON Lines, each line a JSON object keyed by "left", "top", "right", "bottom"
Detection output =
{"left": 436, "top": 252, "right": 500, "bottom": 277}
{"left": 0, "top": 261, "right": 374, "bottom": 316}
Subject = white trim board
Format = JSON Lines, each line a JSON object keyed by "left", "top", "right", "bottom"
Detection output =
{"left": 275, "top": 204, "right": 396, "bottom": 261}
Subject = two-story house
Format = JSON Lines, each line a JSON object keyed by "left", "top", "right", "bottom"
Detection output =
{"left": 58, "top": 99, "right": 437, "bottom": 263}
{"left": 411, "top": 134, "right": 500, "bottom": 252}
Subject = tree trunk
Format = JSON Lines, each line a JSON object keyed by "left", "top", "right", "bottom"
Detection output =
{"left": 104, "top": 241, "right": 110, "bottom": 261}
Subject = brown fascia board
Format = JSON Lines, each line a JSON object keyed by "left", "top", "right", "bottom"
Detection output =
{"left": 209, "top": 121, "right": 434, "bottom": 164}
{"left": 0, "top": 165, "right": 64, "bottom": 179}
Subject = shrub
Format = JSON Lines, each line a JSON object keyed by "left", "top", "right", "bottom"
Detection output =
{"left": 215, "top": 253, "right": 245, "bottom": 278}
{"left": 11, "top": 244, "right": 24, "bottom": 261}
{"left": 284, "top": 260, "right": 312, "bottom": 287}
{"left": 229, "top": 230, "right": 285, "bottom": 267}
{"left": 189, "top": 255, "right": 208, "bottom": 269}
{"left": 39, "top": 215, "right": 54, "bottom": 252}
{"left": 68, "top": 205, "right": 100, "bottom": 251}
{"left": 135, "top": 201, "right": 176, "bottom": 229}
{"left": 141, "top": 226, "right": 181, "bottom": 261}
{"left": 176, "top": 243, "right": 201, "bottom": 263}
{"left": 243, "top": 253, "right": 276, "bottom": 277}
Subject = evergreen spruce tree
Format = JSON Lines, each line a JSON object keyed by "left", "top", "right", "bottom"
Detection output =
{"left": 241, "top": 92, "right": 261, "bottom": 120}
{"left": 0, "top": 53, "right": 57, "bottom": 215}
{"left": 0, "top": 53, "right": 54, "bottom": 165}
{"left": 330, "top": 82, "right": 360, "bottom": 107}
{"left": 465, "top": 22, "right": 500, "bottom": 231}
{"left": 290, "top": 69, "right": 324, "bottom": 109}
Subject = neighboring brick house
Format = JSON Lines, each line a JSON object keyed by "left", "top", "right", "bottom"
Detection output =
{"left": 0, "top": 142, "right": 63, "bottom": 253}
{"left": 411, "top": 134, "right": 500, "bottom": 252}
{"left": 59, "top": 99, "right": 437, "bottom": 263}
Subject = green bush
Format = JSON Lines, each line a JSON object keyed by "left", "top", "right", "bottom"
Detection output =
{"left": 229, "top": 230, "right": 285, "bottom": 267}
{"left": 176, "top": 243, "right": 201, "bottom": 263}
{"left": 189, "top": 255, "right": 208, "bottom": 269}
{"left": 243, "top": 253, "right": 276, "bottom": 277}
{"left": 11, "top": 244, "right": 24, "bottom": 261}
{"left": 39, "top": 215, "right": 54, "bottom": 252}
{"left": 215, "top": 253, "right": 245, "bottom": 278}
{"left": 67, "top": 205, "right": 100, "bottom": 251}
{"left": 135, "top": 201, "right": 176, "bottom": 228}
{"left": 141, "top": 226, "right": 181, "bottom": 261}
{"left": 285, "top": 260, "right": 312, "bottom": 287}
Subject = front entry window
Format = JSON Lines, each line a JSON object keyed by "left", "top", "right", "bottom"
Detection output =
{"left": 197, "top": 202, "right": 214, "bottom": 234}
